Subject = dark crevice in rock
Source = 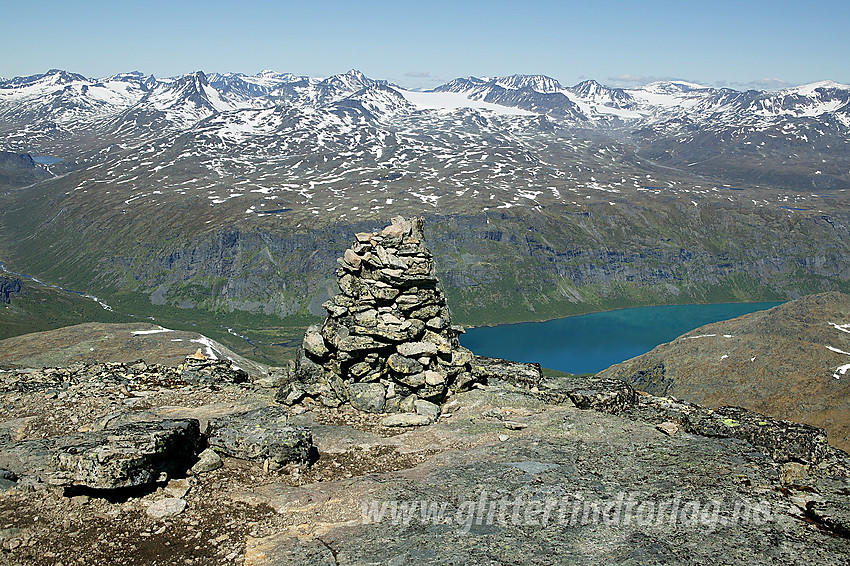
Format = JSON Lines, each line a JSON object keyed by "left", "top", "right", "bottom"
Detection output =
{"left": 316, "top": 537, "right": 341, "bottom": 566}
{"left": 63, "top": 481, "right": 166, "bottom": 503}
{"left": 805, "top": 500, "right": 850, "bottom": 540}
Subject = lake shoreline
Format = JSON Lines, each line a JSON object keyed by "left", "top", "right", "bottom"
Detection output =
{"left": 462, "top": 299, "right": 788, "bottom": 330}
{"left": 460, "top": 301, "right": 784, "bottom": 375}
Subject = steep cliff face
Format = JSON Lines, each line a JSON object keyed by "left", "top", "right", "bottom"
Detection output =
{"left": 2, "top": 210, "right": 845, "bottom": 328}
{"left": 599, "top": 292, "right": 850, "bottom": 451}
{"left": 86, "top": 203, "right": 850, "bottom": 326}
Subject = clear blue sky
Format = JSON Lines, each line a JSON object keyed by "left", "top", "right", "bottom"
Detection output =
{"left": 2, "top": 0, "right": 848, "bottom": 90}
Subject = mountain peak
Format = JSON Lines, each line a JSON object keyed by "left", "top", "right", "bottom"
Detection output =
{"left": 781, "top": 80, "right": 850, "bottom": 96}
{"left": 494, "top": 74, "right": 563, "bottom": 93}
{"left": 573, "top": 79, "right": 611, "bottom": 95}
{"left": 44, "top": 69, "right": 89, "bottom": 83}
{"left": 340, "top": 83, "right": 415, "bottom": 117}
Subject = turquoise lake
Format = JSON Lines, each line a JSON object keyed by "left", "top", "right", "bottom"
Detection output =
{"left": 459, "top": 302, "right": 782, "bottom": 375}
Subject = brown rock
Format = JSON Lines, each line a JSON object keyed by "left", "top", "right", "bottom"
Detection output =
{"left": 343, "top": 249, "right": 363, "bottom": 269}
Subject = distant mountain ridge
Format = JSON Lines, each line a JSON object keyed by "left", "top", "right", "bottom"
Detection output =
{"left": 2, "top": 67, "right": 848, "bottom": 181}
{"left": 3, "top": 67, "right": 848, "bottom": 130}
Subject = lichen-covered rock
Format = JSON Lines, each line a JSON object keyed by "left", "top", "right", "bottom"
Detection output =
{"left": 567, "top": 377, "right": 637, "bottom": 414}
{"left": 471, "top": 356, "right": 543, "bottom": 389}
{"left": 179, "top": 356, "right": 248, "bottom": 384}
{"left": 278, "top": 217, "right": 479, "bottom": 413}
{"left": 413, "top": 399, "right": 440, "bottom": 420}
{"left": 0, "top": 419, "right": 202, "bottom": 490}
{"left": 0, "top": 355, "right": 248, "bottom": 393}
{"left": 205, "top": 407, "right": 312, "bottom": 466}
{"left": 564, "top": 375, "right": 835, "bottom": 465}
{"left": 680, "top": 406, "right": 831, "bottom": 464}
{"left": 303, "top": 325, "right": 329, "bottom": 358}
{"left": 348, "top": 382, "right": 386, "bottom": 413}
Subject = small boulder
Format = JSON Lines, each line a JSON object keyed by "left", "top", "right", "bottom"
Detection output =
{"left": 397, "top": 342, "right": 439, "bottom": 357}
{"left": 656, "top": 422, "right": 680, "bottom": 436}
{"left": 568, "top": 378, "right": 636, "bottom": 414}
{"left": 387, "top": 354, "right": 424, "bottom": 375}
{"left": 343, "top": 248, "right": 363, "bottom": 269}
{"left": 348, "top": 382, "right": 386, "bottom": 413}
{"left": 190, "top": 448, "right": 223, "bottom": 474}
{"left": 424, "top": 370, "right": 446, "bottom": 386}
{"left": 380, "top": 414, "right": 432, "bottom": 427}
{"left": 146, "top": 498, "right": 186, "bottom": 518}
{"left": 303, "top": 325, "right": 329, "bottom": 359}
{"left": 413, "top": 400, "right": 440, "bottom": 420}
{"left": 206, "top": 407, "right": 313, "bottom": 466}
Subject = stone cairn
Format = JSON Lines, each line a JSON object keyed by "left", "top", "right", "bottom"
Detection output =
{"left": 277, "top": 216, "right": 477, "bottom": 413}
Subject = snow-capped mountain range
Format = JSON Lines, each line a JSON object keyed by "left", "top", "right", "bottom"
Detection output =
{"left": 1, "top": 67, "right": 849, "bottom": 210}
{"left": 3, "top": 68, "right": 848, "bottom": 144}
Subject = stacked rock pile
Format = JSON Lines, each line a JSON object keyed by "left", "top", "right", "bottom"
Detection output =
{"left": 277, "top": 216, "right": 477, "bottom": 412}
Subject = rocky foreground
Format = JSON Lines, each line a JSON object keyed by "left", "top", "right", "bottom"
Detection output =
{"left": 1, "top": 355, "right": 849, "bottom": 565}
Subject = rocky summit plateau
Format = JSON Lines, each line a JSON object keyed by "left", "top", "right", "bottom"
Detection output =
{"left": 1, "top": 219, "right": 849, "bottom": 565}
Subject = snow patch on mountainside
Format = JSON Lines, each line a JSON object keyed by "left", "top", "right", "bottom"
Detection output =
{"left": 400, "top": 90, "right": 536, "bottom": 115}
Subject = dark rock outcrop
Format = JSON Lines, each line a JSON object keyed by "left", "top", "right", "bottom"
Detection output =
{"left": 566, "top": 377, "right": 637, "bottom": 414}
{"left": 0, "top": 419, "right": 202, "bottom": 490}
{"left": 470, "top": 355, "right": 542, "bottom": 389}
{"left": 277, "top": 217, "right": 478, "bottom": 412}
{"left": 0, "top": 151, "right": 50, "bottom": 189}
{"left": 1, "top": 355, "right": 250, "bottom": 393}
{"left": 560, "top": 375, "right": 839, "bottom": 466}
{"left": 179, "top": 352, "right": 249, "bottom": 384}
{"left": 0, "top": 277, "right": 22, "bottom": 303}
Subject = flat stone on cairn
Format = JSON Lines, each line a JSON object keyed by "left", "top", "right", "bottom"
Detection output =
{"left": 277, "top": 216, "right": 477, "bottom": 413}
